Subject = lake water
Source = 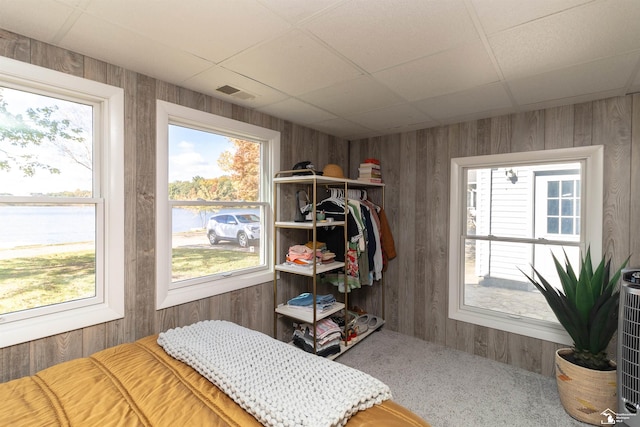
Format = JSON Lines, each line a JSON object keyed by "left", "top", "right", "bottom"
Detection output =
{"left": 0, "top": 206, "right": 206, "bottom": 249}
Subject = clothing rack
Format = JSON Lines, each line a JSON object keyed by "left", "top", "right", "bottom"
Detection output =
{"left": 327, "top": 187, "right": 367, "bottom": 201}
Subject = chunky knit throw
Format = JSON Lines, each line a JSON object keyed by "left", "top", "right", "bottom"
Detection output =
{"left": 158, "top": 320, "right": 391, "bottom": 427}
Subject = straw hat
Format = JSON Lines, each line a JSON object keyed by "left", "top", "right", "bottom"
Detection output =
{"left": 322, "top": 164, "right": 345, "bottom": 178}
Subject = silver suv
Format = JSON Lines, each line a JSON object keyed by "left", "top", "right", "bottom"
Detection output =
{"left": 206, "top": 211, "right": 260, "bottom": 248}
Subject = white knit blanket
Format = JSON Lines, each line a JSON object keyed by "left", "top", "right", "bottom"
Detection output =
{"left": 157, "top": 320, "right": 391, "bottom": 427}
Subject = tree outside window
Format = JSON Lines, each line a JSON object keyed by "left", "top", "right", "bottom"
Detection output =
{"left": 167, "top": 125, "right": 263, "bottom": 283}
{"left": 0, "top": 86, "right": 96, "bottom": 316}
{"left": 0, "top": 57, "right": 123, "bottom": 348}
{"left": 155, "top": 100, "right": 279, "bottom": 309}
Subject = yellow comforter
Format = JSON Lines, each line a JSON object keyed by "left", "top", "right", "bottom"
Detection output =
{"left": 0, "top": 335, "right": 430, "bottom": 426}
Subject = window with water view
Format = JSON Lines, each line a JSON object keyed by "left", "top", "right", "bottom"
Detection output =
{"left": 167, "top": 124, "right": 264, "bottom": 283}
{"left": 155, "top": 101, "right": 279, "bottom": 309}
{"left": 0, "top": 86, "right": 98, "bottom": 318}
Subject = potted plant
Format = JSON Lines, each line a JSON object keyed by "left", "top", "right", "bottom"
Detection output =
{"left": 521, "top": 247, "right": 629, "bottom": 425}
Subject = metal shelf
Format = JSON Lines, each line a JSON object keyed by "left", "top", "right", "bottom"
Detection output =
{"left": 275, "top": 302, "right": 345, "bottom": 324}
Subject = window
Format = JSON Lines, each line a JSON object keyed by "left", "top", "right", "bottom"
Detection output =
{"left": 448, "top": 146, "right": 603, "bottom": 343}
{"left": 156, "top": 101, "right": 280, "bottom": 309}
{"left": 0, "top": 57, "right": 124, "bottom": 347}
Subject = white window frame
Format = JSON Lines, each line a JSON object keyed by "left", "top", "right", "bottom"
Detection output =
{"left": 0, "top": 57, "right": 124, "bottom": 348}
{"left": 155, "top": 101, "right": 280, "bottom": 309}
{"left": 448, "top": 146, "right": 603, "bottom": 344}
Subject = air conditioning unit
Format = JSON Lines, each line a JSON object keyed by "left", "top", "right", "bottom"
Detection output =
{"left": 618, "top": 269, "right": 640, "bottom": 426}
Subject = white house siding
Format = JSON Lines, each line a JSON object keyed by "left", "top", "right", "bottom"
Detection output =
{"left": 473, "top": 164, "right": 584, "bottom": 290}
{"left": 474, "top": 168, "right": 533, "bottom": 286}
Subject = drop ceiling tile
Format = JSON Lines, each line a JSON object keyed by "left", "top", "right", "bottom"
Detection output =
{"left": 183, "top": 66, "right": 288, "bottom": 108}
{"left": 374, "top": 39, "right": 499, "bottom": 101}
{"left": 84, "top": 0, "right": 290, "bottom": 63}
{"left": 55, "top": 0, "right": 90, "bottom": 6}
{"left": 391, "top": 120, "right": 443, "bottom": 134}
{"left": 508, "top": 53, "right": 639, "bottom": 106}
{"left": 413, "top": 82, "right": 512, "bottom": 121}
{"left": 470, "top": 0, "right": 591, "bottom": 34}
{"left": 60, "top": 14, "right": 213, "bottom": 83}
{"left": 257, "top": 0, "right": 343, "bottom": 24}
{"left": 489, "top": 0, "right": 640, "bottom": 79}
{"left": 304, "top": 0, "right": 478, "bottom": 73}
{"left": 347, "top": 103, "right": 433, "bottom": 132}
{"left": 298, "top": 76, "right": 403, "bottom": 116}
{"left": 309, "top": 117, "right": 373, "bottom": 139}
{"left": 516, "top": 90, "right": 624, "bottom": 115}
{"left": 223, "top": 29, "right": 361, "bottom": 96}
{"left": 0, "top": 0, "right": 77, "bottom": 42}
{"left": 257, "top": 98, "right": 337, "bottom": 124}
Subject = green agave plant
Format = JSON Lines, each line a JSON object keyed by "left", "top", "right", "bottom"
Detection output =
{"left": 521, "top": 247, "right": 628, "bottom": 371}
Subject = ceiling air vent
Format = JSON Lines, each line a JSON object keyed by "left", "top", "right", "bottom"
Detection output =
{"left": 216, "top": 85, "right": 256, "bottom": 101}
{"left": 216, "top": 85, "right": 240, "bottom": 95}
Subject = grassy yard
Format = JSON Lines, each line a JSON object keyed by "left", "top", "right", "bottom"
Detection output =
{"left": 0, "top": 250, "right": 96, "bottom": 314}
{"left": 0, "top": 247, "right": 260, "bottom": 314}
{"left": 171, "top": 247, "right": 260, "bottom": 281}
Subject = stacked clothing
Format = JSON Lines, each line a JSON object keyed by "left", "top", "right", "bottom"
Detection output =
{"left": 287, "top": 292, "right": 336, "bottom": 312}
{"left": 285, "top": 242, "right": 336, "bottom": 266}
{"left": 292, "top": 318, "right": 342, "bottom": 357}
{"left": 286, "top": 244, "right": 322, "bottom": 266}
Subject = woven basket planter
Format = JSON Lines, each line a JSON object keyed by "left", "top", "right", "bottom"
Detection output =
{"left": 555, "top": 348, "right": 617, "bottom": 425}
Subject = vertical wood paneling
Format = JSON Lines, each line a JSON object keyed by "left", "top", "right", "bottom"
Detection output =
{"left": 544, "top": 105, "right": 574, "bottom": 149}
{"left": 118, "top": 68, "right": 138, "bottom": 348}
{"left": 210, "top": 291, "right": 233, "bottom": 320}
{"left": 0, "top": 29, "right": 30, "bottom": 61}
{"left": 491, "top": 115, "right": 511, "bottom": 154}
{"left": 573, "top": 102, "right": 593, "bottom": 147}
{"left": 487, "top": 329, "right": 508, "bottom": 364}
{"left": 82, "top": 324, "right": 106, "bottom": 357}
{"left": 424, "top": 127, "right": 449, "bottom": 345}
{"left": 30, "top": 40, "right": 83, "bottom": 77}
{"left": 156, "top": 81, "right": 180, "bottom": 104}
{"left": 397, "top": 131, "right": 417, "bottom": 336}
{"left": 83, "top": 57, "right": 107, "bottom": 83}
{"left": 1, "top": 344, "right": 29, "bottom": 382}
{"left": 477, "top": 118, "right": 492, "bottom": 155}
{"left": 445, "top": 122, "right": 478, "bottom": 354}
{"left": 379, "top": 133, "right": 401, "bottom": 330}
{"left": 631, "top": 94, "right": 640, "bottom": 268}
{"left": 508, "top": 335, "right": 542, "bottom": 374}
{"left": 414, "top": 129, "right": 429, "bottom": 341}
{"left": 2, "top": 26, "right": 639, "bottom": 382}
{"left": 134, "top": 74, "right": 156, "bottom": 340}
{"left": 473, "top": 325, "right": 489, "bottom": 358}
{"left": 30, "top": 330, "right": 83, "bottom": 374}
{"left": 594, "top": 97, "right": 631, "bottom": 265}
{"left": 179, "top": 86, "right": 208, "bottom": 112}
{"left": 1, "top": 28, "right": 345, "bottom": 382}
{"left": 511, "top": 110, "right": 544, "bottom": 152}
{"left": 350, "top": 93, "right": 637, "bottom": 377}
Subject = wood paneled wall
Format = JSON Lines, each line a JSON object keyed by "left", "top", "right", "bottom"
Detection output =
{"left": 0, "top": 29, "right": 348, "bottom": 382}
{"left": 350, "top": 95, "right": 640, "bottom": 376}
{"left": 1, "top": 26, "right": 639, "bottom": 382}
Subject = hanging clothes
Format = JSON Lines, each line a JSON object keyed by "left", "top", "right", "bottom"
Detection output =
{"left": 361, "top": 200, "right": 383, "bottom": 282}
{"left": 377, "top": 206, "right": 396, "bottom": 272}
{"left": 316, "top": 188, "right": 391, "bottom": 291}
{"left": 316, "top": 198, "right": 359, "bottom": 262}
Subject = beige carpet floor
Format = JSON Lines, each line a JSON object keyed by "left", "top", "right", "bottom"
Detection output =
{"left": 337, "top": 328, "right": 589, "bottom": 427}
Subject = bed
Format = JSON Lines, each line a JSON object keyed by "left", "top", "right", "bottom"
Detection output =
{"left": 0, "top": 320, "right": 430, "bottom": 427}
